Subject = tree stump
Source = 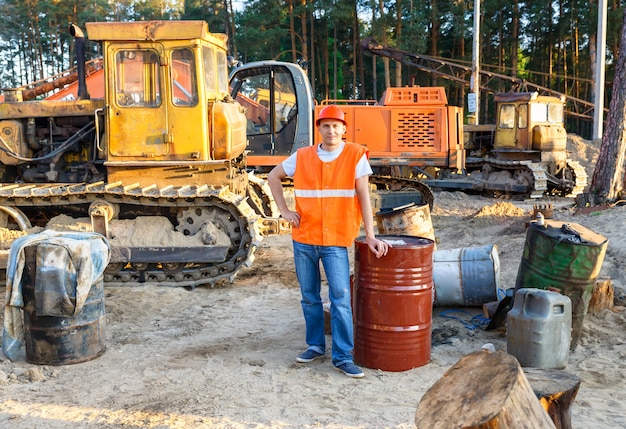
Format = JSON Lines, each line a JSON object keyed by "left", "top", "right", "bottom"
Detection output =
{"left": 523, "top": 368, "right": 581, "bottom": 429}
{"left": 415, "top": 351, "right": 555, "bottom": 429}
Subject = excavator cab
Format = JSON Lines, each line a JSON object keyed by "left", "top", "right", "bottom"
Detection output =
{"left": 229, "top": 61, "right": 314, "bottom": 172}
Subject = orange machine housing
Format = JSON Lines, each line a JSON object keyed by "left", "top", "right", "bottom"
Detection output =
{"left": 314, "top": 87, "right": 464, "bottom": 172}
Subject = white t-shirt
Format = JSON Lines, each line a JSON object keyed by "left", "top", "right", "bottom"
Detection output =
{"left": 281, "top": 142, "right": 373, "bottom": 178}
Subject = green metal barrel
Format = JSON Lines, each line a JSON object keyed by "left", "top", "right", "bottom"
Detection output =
{"left": 515, "top": 219, "right": 608, "bottom": 348}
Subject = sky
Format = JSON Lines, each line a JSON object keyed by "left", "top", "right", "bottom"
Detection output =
{"left": 232, "top": 1, "right": 246, "bottom": 12}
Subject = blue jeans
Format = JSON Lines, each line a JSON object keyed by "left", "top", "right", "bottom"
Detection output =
{"left": 292, "top": 240, "right": 354, "bottom": 366}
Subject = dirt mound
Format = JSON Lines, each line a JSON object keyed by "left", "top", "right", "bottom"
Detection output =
{"left": 474, "top": 202, "right": 529, "bottom": 217}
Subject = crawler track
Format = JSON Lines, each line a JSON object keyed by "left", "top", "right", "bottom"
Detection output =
{"left": 0, "top": 182, "right": 262, "bottom": 288}
{"left": 565, "top": 160, "right": 588, "bottom": 197}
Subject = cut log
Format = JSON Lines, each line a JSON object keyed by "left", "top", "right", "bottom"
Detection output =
{"left": 524, "top": 368, "right": 581, "bottom": 429}
{"left": 588, "top": 277, "right": 614, "bottom": 314}
{"left": 415, "top": 351, "right": 556, "bottom": 429}
{"left": 482, "top": 300, "right": 499, "bottom": 318}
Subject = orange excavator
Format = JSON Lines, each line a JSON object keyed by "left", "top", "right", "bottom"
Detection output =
{"left": 229, "top": 61, "right": 586, "bottom": 201}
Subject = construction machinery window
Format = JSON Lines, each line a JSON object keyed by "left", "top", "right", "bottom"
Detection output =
{"left": 499, "top": 104, "right": 516, "bottom": 129}
{"left": 216, "top": 50, "right": 229, "bottom": 94}
{"left": 547, "top": 103, "right": 564, "bottom": 123}
{"left": 115, "top": 50, "right": 161, "bottom": 107}
{"left": 230, "top": 68, "right": 297, "bottom": 136}
{"left": 530, "top": 102, "right": 563, "bottom": 124}
{"left": 171, "top": 48, "right": 198, "bottom": 106}
{"left": 238, "top": 72, "right": 270, "bottom": 134}
{"left": 518, "top": 104, "right": 528, "bottom": 129}
{"left": 202, "top": 47, "right": 217, "bottom": 95}
{"left": 201, "top": 47, "right": 228, "bottom": 96}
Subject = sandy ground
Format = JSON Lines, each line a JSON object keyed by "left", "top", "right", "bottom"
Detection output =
{"left": 1, "top": 135, "right": 626, "bottom": 428}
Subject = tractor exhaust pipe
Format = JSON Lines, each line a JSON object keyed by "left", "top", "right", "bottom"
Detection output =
{"left": 70, "top": 24, "right": 90, "bottom": 100}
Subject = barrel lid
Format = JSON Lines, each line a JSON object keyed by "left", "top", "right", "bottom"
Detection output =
{"left": 356, "top": 234, "right": 434, "bottom": 247}
{"left": 375, "top": 202, "right": 421, "bottom": 216}
{"left": 530, "top": 219, "right": 608, "bottom": 246}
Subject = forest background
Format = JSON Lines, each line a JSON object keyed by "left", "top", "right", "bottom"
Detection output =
{"left": 0, "top": 0, "right": 623, "bottom": 140}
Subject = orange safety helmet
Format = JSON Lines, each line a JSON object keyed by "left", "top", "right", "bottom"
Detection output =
{"left": 315, "top": 105, "right": 347, "bottom": 126}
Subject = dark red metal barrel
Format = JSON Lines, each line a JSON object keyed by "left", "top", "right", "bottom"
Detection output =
{"left": 353, "top": 235, "right": 434, "bottom": 372}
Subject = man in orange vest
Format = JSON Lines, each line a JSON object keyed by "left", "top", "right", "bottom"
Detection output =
{"left": 268, "top": 104, "right": 389, "bottom": 378}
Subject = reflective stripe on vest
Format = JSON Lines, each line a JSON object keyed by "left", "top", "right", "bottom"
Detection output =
{"left": 294, "top": 189, "right": 356, "bottom": 198}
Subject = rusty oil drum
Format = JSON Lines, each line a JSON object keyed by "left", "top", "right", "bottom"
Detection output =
{"left": 375, "top": 202, "right": 435, "bottom": 243}
{"left": 22, "top": 246, "right": 106, "bottom": 365}
{"left": 353, "top": 235, "right": 434, "bottom": 372}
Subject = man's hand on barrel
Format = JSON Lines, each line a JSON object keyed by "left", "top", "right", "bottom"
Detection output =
{"left": 366, "top": 236, "right": 389, "bottom": 258}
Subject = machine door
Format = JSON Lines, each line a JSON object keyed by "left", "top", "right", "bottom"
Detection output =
{"left": 164, "top": 47, "right": 205, "bottom": 158}
{"left": 107, "top": 47, "right": 169, "bottom": 158}
{"left": 515, "top": 103, "right": 529, "bottom": 150}
{"left": 494, "top": 103, "right": 517, "bottom": 149}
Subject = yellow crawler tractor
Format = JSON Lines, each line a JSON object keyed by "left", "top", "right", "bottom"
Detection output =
{"left": 0, "top": 21, "right": 286, "bottom": 287}
{"left": 464, "top": 92, "right": 587, "bottom": 198}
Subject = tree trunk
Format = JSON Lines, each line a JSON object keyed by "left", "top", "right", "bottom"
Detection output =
{"left": 395, "top": 0, "right": 402, "bottom": 87}
{"left": 310, "top": 12, "right": 315, "bottom": 92}
{"left": 523, "top": 368, "right": 581, "bottom": 429}
{"left": 357, "top": 8, "right": 366, "bottom": 100}
{"left": 226, "top": 0, "right": 238, "bottom": 58}
{"left": 288, "top": 0, "right": 296, "bottom": 63}
{"left": 588, "top": 276, "right": 614, "bottom": 314}
{"left": 589, "top": 8, "right": 626, "bottom": 202}
{"left": 572, "top": 6, "right": 580, "bottom": 105}
{"left": 353, "top": 1, "right": 359, "bottom": 99}
{"left": 299, "top": 0, "right": 308, "bottom": 65}
{"left": 429, "top": 0, "right": 438, "bottom": 87}
{"left": 511, "top": 1, "right": 519, "bottom": 77}
{"left": 415, "top": 351, "right": 556, "bottom": 428}
{"left": 378, "top": 0, "right": 391, "bottom": 89}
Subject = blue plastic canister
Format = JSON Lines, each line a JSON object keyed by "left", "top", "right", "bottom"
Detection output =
{"left": 506, "top": 288, "right": 572, "bottom": 369}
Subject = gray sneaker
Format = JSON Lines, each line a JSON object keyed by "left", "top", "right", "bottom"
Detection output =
{"left": 334, "top": 362, "right": 364, "bottom": 378}
{"left": 296, "top": 349, "right": 325, "bottom": 363}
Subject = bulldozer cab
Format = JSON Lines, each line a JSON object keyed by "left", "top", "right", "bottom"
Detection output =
{"left": 229, "top": 61, "right": 314, "bottom": 170}
{"left": 86, "top": 21, "right": 246, "bottom": 168}
{"left": 493, "top": 92, "right": 566, "bottom": 154}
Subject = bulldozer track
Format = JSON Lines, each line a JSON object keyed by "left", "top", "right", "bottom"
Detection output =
{"left": 566, "top": 160, "right": 588, "bottom": 197}
{"left": 466, "top": 158, "right": 548, "bottom": 199}
{"left": 0, "top": 182, "right": 262, "bottom": 288}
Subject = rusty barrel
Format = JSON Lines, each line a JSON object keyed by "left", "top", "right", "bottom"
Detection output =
{"left": 515, "top": 219, "right": 608, "bottom": 349}
{"left": 353, "top": 235, "right": 434, "bottom": 372}
{"left": 22, "top": 246, "right": 106, "bottom": 365}
{"left": 375, "top": 203, "right": 436, "bottom": 244}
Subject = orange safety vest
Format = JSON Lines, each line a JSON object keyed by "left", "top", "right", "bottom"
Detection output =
{"left": 292, "top": 142, "right": 368, "bottom": 247}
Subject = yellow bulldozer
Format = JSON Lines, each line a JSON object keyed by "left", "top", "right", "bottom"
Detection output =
{"left": 0, "top": 21, "right": 286, "bottom": 287}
